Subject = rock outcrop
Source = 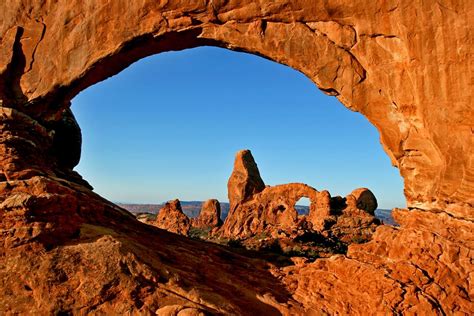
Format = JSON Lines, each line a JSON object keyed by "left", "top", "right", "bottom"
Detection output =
{"left": 220, "top": 151, "right": 379, "bottom": 245}
{"left": 192, "top": 199, "right": 222, "bottom": 230}
{"left": 0, "top": 1, "right": 472, "bottom": 314}
{"left": 346, "top": 188, "right": 377, "bottom": 214}
{"left": 227, "top": 150, "right": 266, "bottom": 212}
{"left": 154, "top": 199, "right": 191, "bottom": 236}
{"left": 322, "top": 189, "right": 381, "bottom": 244}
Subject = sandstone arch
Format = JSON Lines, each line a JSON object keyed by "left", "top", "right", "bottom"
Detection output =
{"left": 1, "top": 1, "right": 472, "bottom": 216}
{"left": 0, "top": 1, "right": 472, "bottom": 314}
{"left": 221, "top": 182, "right": 332, "bottom": 238}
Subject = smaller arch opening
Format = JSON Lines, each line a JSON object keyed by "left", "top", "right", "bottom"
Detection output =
{"left": 295, "top": 197, "right": 311, "bottom": 215}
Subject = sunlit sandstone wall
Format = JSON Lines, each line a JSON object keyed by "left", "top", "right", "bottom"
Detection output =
{"left": 0, "top": 0, "right": 472, "bottom": 219}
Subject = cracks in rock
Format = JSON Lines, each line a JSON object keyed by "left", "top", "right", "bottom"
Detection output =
{"left": 260, "top": 19, "right": 268, "bottom": 37}
{"left": 305, "top": 21, "right": 357, "bottom": 50}
{"left": 407, "top": 207, "right": 474, "bottom": 224}
{"left": 409, "top": 263, "right": 448, "bottom": 316}
{"left": 24, "top": 19, "right": 46, "bottom": 74}
{"left": 360, "top": 33, "right": 399, "bottom": 39}
{"left": 301, "top": 21, "right": 367, "bottom": 87}
{"left": 319, "top": 87, "right": 340, "bottom": 97}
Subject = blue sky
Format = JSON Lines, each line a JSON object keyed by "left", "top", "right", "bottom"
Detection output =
{"left": 72, "top": 46, "right": 405, "bottom": 209}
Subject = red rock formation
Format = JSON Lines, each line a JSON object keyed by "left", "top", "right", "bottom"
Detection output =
{"left": 221, "top": 181, "right": 332, "bottom": 238}
{"left": 155, "top": 199, "right": 191, "bottom": 236}
{"left": 346, "top": 188, "right": 377, "bottom": 214}
{"left": 227, "top": 150, "right": 266, "bottom": 212}
{"left": 1, "top": 1, "right": 471, "bottom": 214}
{"left": 221, "top": 152, "right": 379, "bottom": 245}
{"left": 192, "top": 199, "right": 222, "bottom": 229}
{"left": 321, "top": 188, "right": 381, "bottom": 243}
{"left": 0, "top": 1, "right": 472, "bottom": 314}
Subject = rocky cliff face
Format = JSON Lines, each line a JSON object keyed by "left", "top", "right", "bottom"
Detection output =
{"left": 0, "top": 1, "right": 472, "bottom": 314}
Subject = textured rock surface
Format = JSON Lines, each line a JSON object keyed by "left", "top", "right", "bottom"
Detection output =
{"left": 0, "top": 1, "right": 472, "bottom": 214}
{"left": 221, "top": 182, "right": 330, "bottom": 238}
{"left": 227, "top": 150, "right": 266, "bottom": 212}
{"left": 346, "top": 188, "right": 378, "bottom": 215}
{"left": 154, "top": 199, "right": 191, "bottom": 236}
{"left": 323, "top": 188, "right": 381, "bottom": 244}
{"left": 221, "top": 151, "right": 379, "bottom": 244}
{"left": 192, "top": 199, "right": 222, "bottom": 230}
{"left": 0, "top": 0, "right": 472, "bottom": 314}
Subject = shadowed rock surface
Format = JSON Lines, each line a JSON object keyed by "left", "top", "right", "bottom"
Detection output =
{"left": 0, "top": 1, "right": 472, "bottom": 314}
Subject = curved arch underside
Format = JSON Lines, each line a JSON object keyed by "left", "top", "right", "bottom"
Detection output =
{"left": 0, "top": 1, "right": 472, "bottom": 314}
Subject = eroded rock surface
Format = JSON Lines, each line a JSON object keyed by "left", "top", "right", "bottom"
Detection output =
{"left": 0, "top": 1, "right": 472, "bottom": 314}
{"left": 322, "top": 189, "right": 381, "bottom": 244}
{"left": 154, "top": 199, "right": 191, "bottom": 236}
{"left": 0, "top": 1, "right": 472, "bottom": 214}
{"left": 192, "top": 199, "right": 222, "bottom": 230}
{"left": 220, "top": 151, "right": 380, "bottom": 248}
{"left": 227, "top": 150, "right": 266, "bottom": 212}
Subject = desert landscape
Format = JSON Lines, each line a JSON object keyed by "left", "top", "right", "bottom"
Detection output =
{"left": 138, "top": 150, "right": 386, "bottom": 261}
{"left": 0, "top": 1, "right": 472, "bottom": 315}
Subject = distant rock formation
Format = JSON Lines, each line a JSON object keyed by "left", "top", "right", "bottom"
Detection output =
{"left": 219, "top": 150, "right": 380, "bottom": 244}
{"left": 154, "top": 199, "right": 191, "bottom": 236}
{"left": 320, "top": 188, "right": 380, "bottom": 243}
{"left": 222, "top": 182, "right": 331, "bottom": 237}
{"left": 227, "top": 150, "right": 265, "bottom": 212}
{"left": 346, "top": 188, "right": 377, "bottom": 214}
{"left": 192, "top": 199, "right": 222, "bottom": 229}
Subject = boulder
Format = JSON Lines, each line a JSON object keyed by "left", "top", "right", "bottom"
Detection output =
{"left": 346, "top": 188, "right": 378, "bottom": 215}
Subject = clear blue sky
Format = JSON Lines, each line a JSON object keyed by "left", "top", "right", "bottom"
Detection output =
{"left": 72, "top": 46, "right": 405, "bottom": 209}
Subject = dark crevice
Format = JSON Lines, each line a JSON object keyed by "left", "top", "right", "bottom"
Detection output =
{"left": 25, "top": 19, "right": 46, "bottom": 73}
{"left": 0, "top": 27, "right": 28, "bottom": 107}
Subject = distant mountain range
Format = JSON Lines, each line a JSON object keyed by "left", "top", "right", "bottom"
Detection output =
{"left": 117, "top": 201, "right": 398, "bottom": 226}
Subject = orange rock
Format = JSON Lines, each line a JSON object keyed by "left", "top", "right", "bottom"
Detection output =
{"left": 0, "top": 1, "right": 472, "bottom": 314}
{"left": 220, "top": 151, "right": 380, "bottom": 245}
{"left": 221, "top": 182, "right": 332, "bottom": 238}
{"left": 322, "top": 188, "right": 380, "bottom": 244}
{"left": 0, "top": 1, "right": 471, "bottom": 213}
{"left": 154, "top": 199, "right": 191, "bottom": 236}
{"left": 192, "top": 199, "right": 222, "bottom": 229}
{"left": 346, "top": 188, "right": 378, "bottom": 215}
{"left": 227, "top": 150, "right": 265, "bottom": 212}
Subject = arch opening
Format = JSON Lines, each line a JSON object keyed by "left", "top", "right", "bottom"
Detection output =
{"left": 295, "top": 197, "right": 311, "bottom": 216}
{"left": 71, "top": 46, "right": 405, "bottom": 213}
